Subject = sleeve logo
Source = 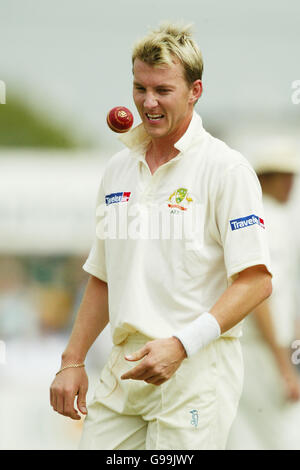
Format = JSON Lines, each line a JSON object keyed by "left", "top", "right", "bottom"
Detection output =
{"left": 105, "top": 192, "right": 131, "bottom": 205}
{"left": 230, "top": 214, "right": 265, "bottom": 231}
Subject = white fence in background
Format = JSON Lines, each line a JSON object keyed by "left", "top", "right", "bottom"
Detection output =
{"left": 0, "top": 150, "right": 107, "bottom": 255}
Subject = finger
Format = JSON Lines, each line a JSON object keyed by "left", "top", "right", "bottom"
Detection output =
{"left": 121, "top": 362, "right": 150, "bottom": 380}
{"left": 151, "top": 379, "right": 166, "bottom": 386}
{"left": 64, "top": 394, "right": 81, "bottom": 420}
{"left": 50, "top": 388, "right": 54, "bottom": 408}
{"left": 144, "top": 375, "right": 157, "bottom": 384}
{"left": 56, "top": 395, "right": 64, "bottom": 414}
{"left": 125, "top": 345, "right": 149, "bottom": 362}
{"left": 52, "top": 393, "right": 57, "bottom": 411}
{"left": 50, "top": 386, "right": 59, "bottom": 411}
{"left": 77, "top": 384, "right": 88, "bottom": 415}
{"left": 50, "top": 385, "right": 57, "bottom": 409}
{"left": 145, "top": 376, "right": 165, "bottom": 385}
{"left": 130, "top": 369, "right": 158, "bottom": 381}
{"left": 153, "top": 380, "right": 166, "bottom": 386}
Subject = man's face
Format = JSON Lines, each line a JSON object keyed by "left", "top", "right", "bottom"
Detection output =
{"left": 133, "top": 58, "right": 202, "bottom": 142}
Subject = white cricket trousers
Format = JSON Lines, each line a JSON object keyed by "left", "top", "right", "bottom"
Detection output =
{"left": 79, "top": 333, "right": 243, "bottom": 450}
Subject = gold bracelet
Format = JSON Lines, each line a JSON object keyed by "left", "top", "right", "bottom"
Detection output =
{"left": 56, "top": 363, "right": 85, "bottom": 376}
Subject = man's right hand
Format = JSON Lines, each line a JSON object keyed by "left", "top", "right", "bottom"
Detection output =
{"left": 50, "top": 367, "right": 89, "bottom": 420}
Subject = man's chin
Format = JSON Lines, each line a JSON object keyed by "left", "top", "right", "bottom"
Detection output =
{"left": 144, "top": 125, "right": 168, "bottom": 139}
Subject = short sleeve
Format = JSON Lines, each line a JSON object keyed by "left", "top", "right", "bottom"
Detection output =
{"left": 216, "top": 164, "right": 272, "bottom": 280}
{"left": 82, "top": 178, "right": 107, "bottom": 282}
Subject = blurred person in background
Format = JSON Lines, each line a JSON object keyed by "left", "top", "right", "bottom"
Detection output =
{"left": 227, "top": 140, "right": 300, "bottom": 450}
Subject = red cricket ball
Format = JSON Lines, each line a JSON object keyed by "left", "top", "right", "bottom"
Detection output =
{"left": 106, "top": 106, "right": 134, "bottom": 133}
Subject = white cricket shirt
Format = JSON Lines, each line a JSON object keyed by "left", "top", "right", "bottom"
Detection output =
{"left": 83, "top": 111, "right": 271, "bottom": 345}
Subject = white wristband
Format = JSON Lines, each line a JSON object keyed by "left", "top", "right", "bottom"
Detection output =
{"left": 173, "top": 312, "right": 221, "bottom": 357}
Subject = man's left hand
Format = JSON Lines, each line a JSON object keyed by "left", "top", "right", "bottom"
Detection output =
{"left": 120, "top": 337, "right": 187, "bottom": 386}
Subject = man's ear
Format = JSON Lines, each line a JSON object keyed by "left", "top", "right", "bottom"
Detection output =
{"left": 190, "top": 79, "right": 203, "bottom": 104}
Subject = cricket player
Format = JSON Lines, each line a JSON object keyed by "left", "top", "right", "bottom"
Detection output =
{"left": 50, "top": 23, "right": 272, "bottom": 450}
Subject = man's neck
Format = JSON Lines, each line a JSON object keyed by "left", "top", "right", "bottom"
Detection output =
{"left": 146, "top": 143, "right": 180, "bottom": 174}
{"left": 145, "top": 112, "right": 193, "bottom": 174}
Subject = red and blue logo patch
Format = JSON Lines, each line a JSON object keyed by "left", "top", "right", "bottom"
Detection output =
{"left": 105, "top": 192, "right": 131, "bottom": 205}
{"left": 230, "top": 214, "right": 265, "bottom": 231}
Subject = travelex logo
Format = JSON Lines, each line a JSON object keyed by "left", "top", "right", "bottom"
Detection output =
{"left": 230, "top": 214, "right": 265, "bottom": 231}
{"left": 105, "top": 192, "right": 131, "bottom": 206}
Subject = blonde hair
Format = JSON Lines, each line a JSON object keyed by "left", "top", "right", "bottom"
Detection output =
{"left": 132, "top": 22, "right": 203, "bottom": 86}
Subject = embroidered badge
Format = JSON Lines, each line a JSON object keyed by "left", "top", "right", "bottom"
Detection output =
{"left": 168, "top": 188, "right": 193, "bottom": 212}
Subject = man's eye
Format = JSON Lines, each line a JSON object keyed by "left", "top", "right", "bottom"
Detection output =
{"left": 158, "top": 89, "right": 171, "bottom": 93}
{"left": 135, "top": 87, "right": 145, "bottom": 91}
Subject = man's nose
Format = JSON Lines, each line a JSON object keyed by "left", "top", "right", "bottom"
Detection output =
{"left": 144, "top": 92, "right": 158, "bottom": 109}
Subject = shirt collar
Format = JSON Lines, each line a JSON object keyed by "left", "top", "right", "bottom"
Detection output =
{"left": 174, "top": 111, "right": 204, "bottom": 153}
{"left": 118, "top": 110, "right": 205, "bottom": 156}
